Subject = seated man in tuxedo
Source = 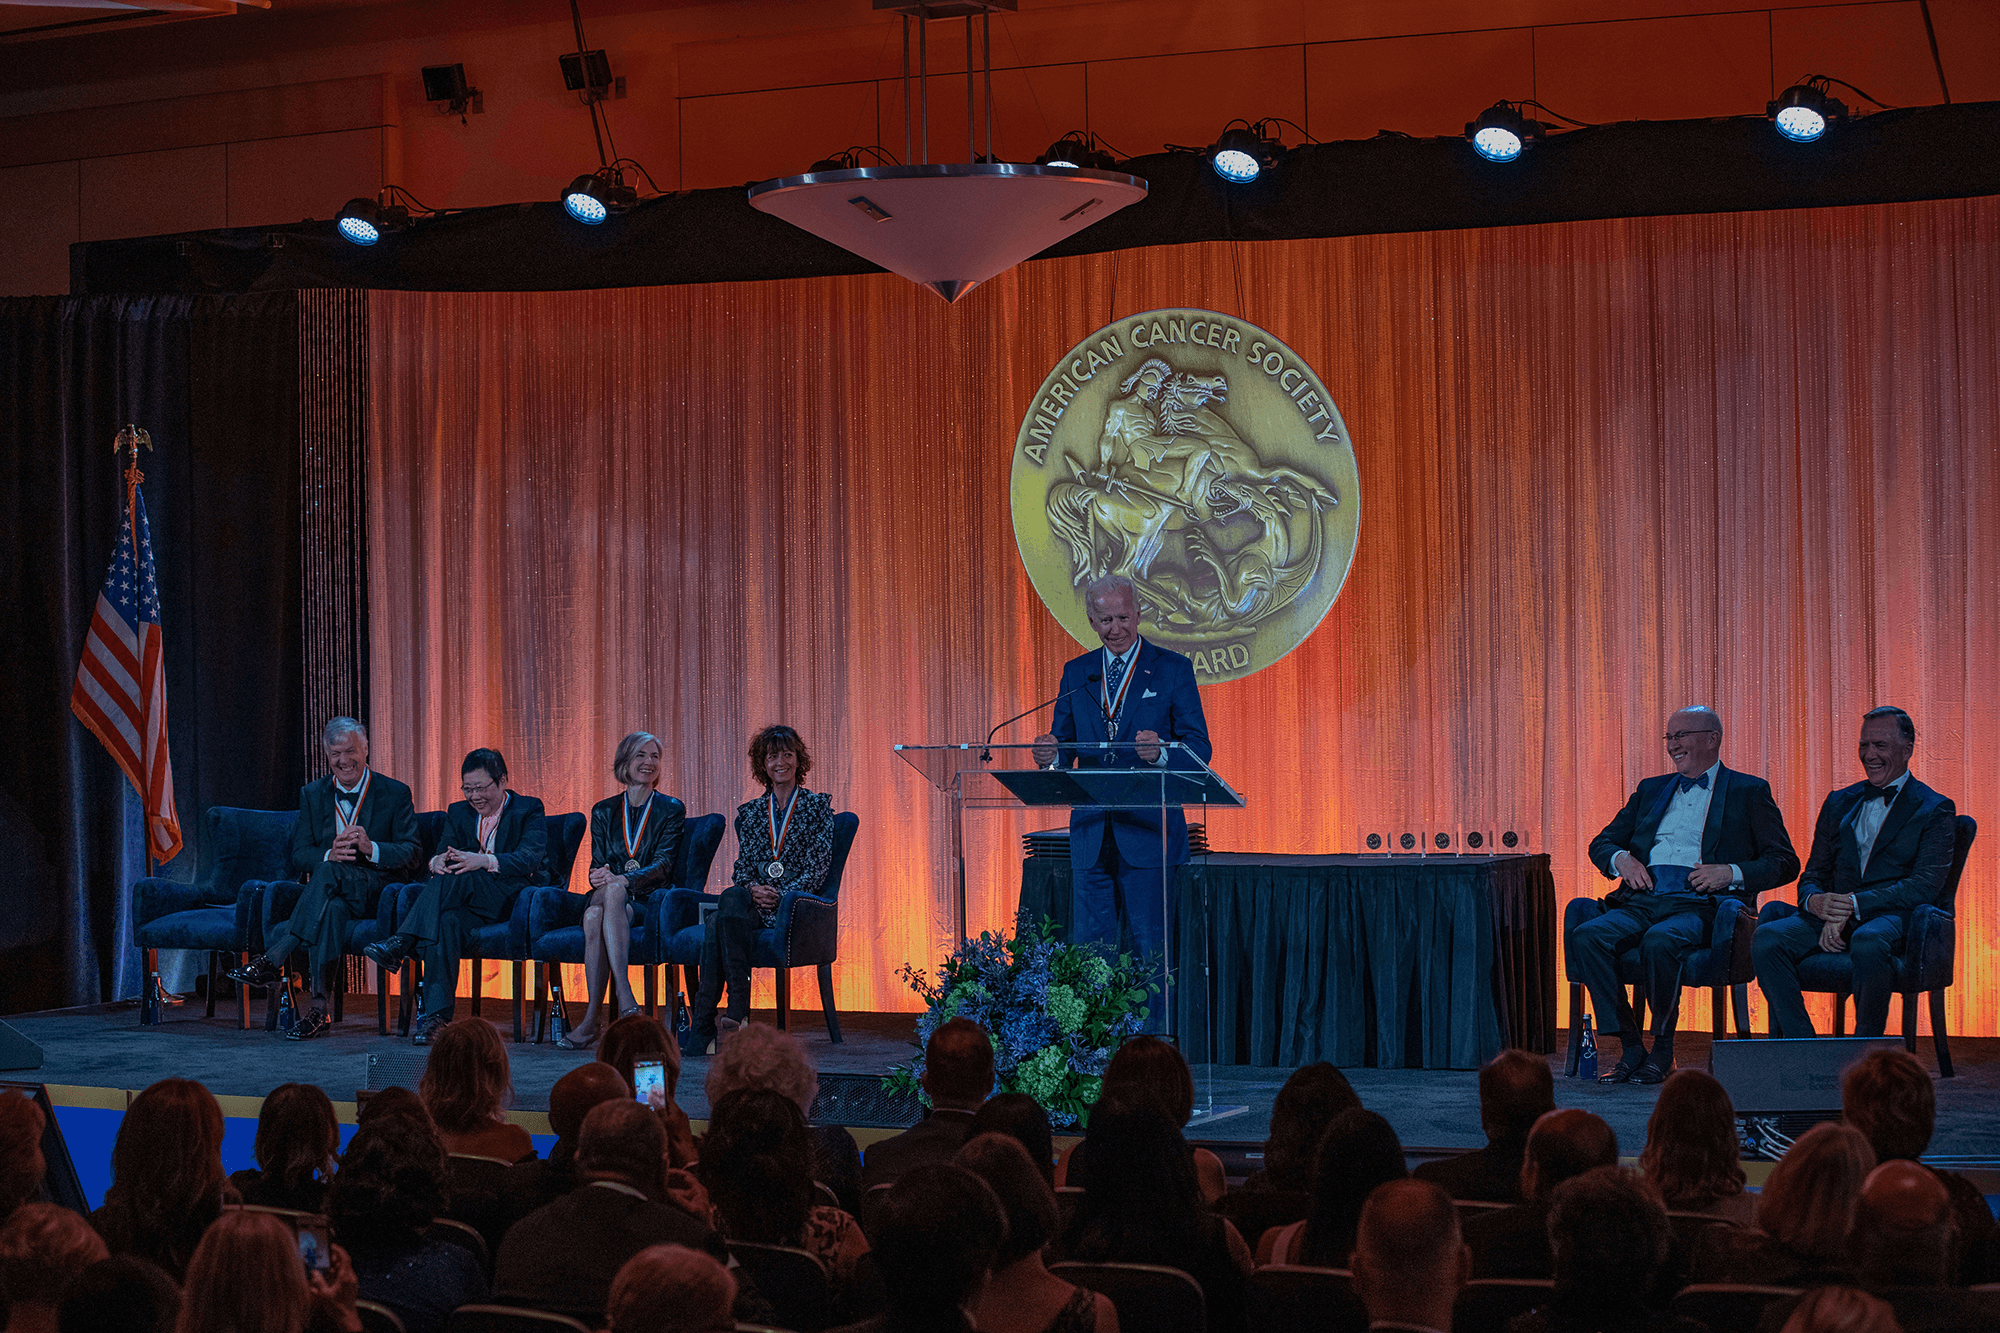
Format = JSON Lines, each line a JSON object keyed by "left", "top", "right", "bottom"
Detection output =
{"left": 230, "top": 717, "right": 418, "bottom": 1040}
{"left": 1576, "top": 706, "right": 1799, "bottom": 1083}
{"left": 1754, "top": 706, "right": 1958, "bottom": 1040}
{"left": 365, "top": 747, "right": 548, "bottom": 1044}
{"left": 1032, "top": 574, "right": 1210, "bottom": 1017}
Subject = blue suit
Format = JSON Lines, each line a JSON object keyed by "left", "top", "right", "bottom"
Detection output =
{"left": 1753, "top": 775, "right": 1957, "bottom": 1037}
{"left": 1048, "top": 639, "right": 1211, "bottom": 981}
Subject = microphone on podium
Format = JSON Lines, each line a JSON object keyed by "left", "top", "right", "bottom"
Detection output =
{"left": 982, "top": 674, "right": 1101, "bottom": 762}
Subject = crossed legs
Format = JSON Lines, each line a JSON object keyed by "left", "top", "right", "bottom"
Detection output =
{"left": 569, "top": 882, "right": 636, "bottom": 1046}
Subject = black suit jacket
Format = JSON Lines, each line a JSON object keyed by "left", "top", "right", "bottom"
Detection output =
{"left": 1462, "top": 1199, "right": 1553, "bottom": 1279}
{"left": 493, "top": 1181, "right": 726, "bottom": 1324}
{"left": 589, "top": 792, "right": 686, "bottom": 899}
{"left": 1588, "top": 765, "right": 1799, "bottom": 907}
{"left": 859, "top": 1108, "right": 977, "bottom": 1190}
{"left": 435, "top": 793, "right": 549, "bottom": 916}
{"left": 1412, "top": 1137, "right": 1527, "bottom": 1204}
{"left": 1796, "top": 776, "right": 1957, "bottom": 921}
{"left": 289, "top": 771, "right": 420, "bottom": 882}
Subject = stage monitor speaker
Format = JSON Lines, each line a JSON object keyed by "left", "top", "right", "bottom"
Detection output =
{"left": 1711, "top": 1035, "right": 1901, "bottom": 1116}
{"left": 0, "top": 1082, "right": 88, "bottom": 1214}
{"left": 0, "top": 1022, "right": 43, "bottom": 1072}
{"left": 807, "top": 1072, "right": 923, "bottom": 1130}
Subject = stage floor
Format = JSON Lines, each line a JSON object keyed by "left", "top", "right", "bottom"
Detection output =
{"left": 10, "top": 997, "right": 2000, "bottom": 1164}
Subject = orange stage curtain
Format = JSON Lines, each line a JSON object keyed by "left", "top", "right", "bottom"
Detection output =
{"left": 367, "top": 195, "right": 2000, "bottom": 1036}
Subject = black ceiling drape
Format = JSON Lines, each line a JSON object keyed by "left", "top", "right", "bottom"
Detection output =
{"left": 0, "top": 293, "right": 303, "bottom": 1012}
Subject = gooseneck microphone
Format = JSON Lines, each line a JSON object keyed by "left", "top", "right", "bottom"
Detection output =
{"left": 981, "top": 674, "right": 1101, "bottom": 762}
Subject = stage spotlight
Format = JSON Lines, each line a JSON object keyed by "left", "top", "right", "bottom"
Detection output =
{"left": 562, "top": 168, "right": 637, "bottom": 224}
{"left": 1207, "top": 124, "right": 1279, "bottom": 183}
{"left": 1035, "top": 133, "right": 1115, "bottom": 172}
{"left": 1465, "top": 102, "right": 1538, "bottom": 162}
{"left": 1768, "top": 80, "right": 1848, "bottom": 142}
{"left": 335, "top": 196, "right": 410, "bottom": 246}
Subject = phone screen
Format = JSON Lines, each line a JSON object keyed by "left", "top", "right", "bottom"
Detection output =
{"left": 633, "top": 1058, "right": 665, "bottom": 1104}
{"left": 294, "top": 1216, "right": 332, "bottom": 1274}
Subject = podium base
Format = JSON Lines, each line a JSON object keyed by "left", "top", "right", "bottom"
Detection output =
{"left": 1186, "top": 1103, "right": 1249, "bottom": 1131}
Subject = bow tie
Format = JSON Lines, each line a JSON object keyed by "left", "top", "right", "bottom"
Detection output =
{"left": 1862, "top": 784, "right": 1900, "bottom": 804}
{"left": 1674, "top": 772, "right": 1710, "bottom": 794}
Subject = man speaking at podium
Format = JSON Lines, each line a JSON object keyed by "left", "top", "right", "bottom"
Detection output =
{"left": 1033, "top": 574, "right": 1210, "bottom": 1015}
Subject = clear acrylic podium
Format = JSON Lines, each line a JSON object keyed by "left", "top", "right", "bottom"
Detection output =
{"left": 894, "top": 741, "right": 1245, "bottom": 1041}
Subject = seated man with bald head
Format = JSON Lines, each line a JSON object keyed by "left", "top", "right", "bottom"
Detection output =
{"left": 1351, "top": 1180, "right": 1469, "bottom": 1333}
{"left": 503, "top": 1061, "right": 633, "bottom": 1228}
{"left": 1577, "top": 705, "right": 1798, "bottom": 1083}
{"left": 1461, "top": 1109, "right": 1620, "bottom": 1279}
{"left": 862, "top": 1017, "right": 995, "bottom": 1190}
{"left": 1841, "top": 1048, "right": 1995, "bottom": 1285}
{"left": 1414, "top": 1049, "right": 1554, "bottom": 1204}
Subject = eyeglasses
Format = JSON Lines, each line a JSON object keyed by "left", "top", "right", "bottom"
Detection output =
{"left": 1663, "top": 730, "right": 1719, "bottom": 744}
{"left": 461, "top": 782, "right": 499, "bottom": 796}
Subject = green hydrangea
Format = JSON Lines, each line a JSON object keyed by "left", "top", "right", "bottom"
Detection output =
{"left": 1080, "top": 956, "right": 1112, "bottom": 988}
{"left": 1046, "top": 984, "right": 1087, "bottom": 1034}
{"left": 1012, "top": 1045, "right": 1069, "bottom": 1104}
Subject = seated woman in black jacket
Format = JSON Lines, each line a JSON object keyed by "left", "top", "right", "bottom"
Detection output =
{"left": 567, "top": 730, "right": 686, "bottom": 1047}
{"left": 227, "top": 1082, "right": 341, "bottom": 1213}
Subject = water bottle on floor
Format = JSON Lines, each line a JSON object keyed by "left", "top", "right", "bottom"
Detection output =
{"left": 1578, "top": 1013, "right": 1598, "bottom": 1080}
{"left": 276, "top": 977, "right": 296, "bottom": 1036}
{"left": 675, "top": 992, "right": 689, "bottom": 1033}
{"left": 548, "top": 980, "right": 569, "bottom": 1045}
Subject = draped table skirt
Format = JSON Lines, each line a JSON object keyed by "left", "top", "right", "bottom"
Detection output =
{"left": 1017, "top": 852, "right": 1556, "bottom": 1069}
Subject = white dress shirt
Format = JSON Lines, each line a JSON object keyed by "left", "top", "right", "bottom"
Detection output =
{"left": 1852, "top": 772, "right": 1910, "bottom": 876}
{"left": 1102, "top": 639, "right": 1168, "bottom": 766}
{"left": 1612, "top": 761, "right": 1742, "bottom": 887}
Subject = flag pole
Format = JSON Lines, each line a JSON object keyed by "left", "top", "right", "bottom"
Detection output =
{"left": 115, "top": 425, "right": 167, "bottom": 1019}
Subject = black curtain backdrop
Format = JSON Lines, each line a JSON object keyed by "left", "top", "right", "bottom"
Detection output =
{"left": 0, "top": 293, "right": 303, "bottom": 1012}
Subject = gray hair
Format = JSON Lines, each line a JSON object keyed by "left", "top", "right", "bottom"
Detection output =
{"left": 1863, "top": 706, "right": 1916, "bottom": 746}
{"left": 1082, "top": 573, "right": 1137, "bottom": 610}
{"left": 321, "top": 717, "right": 368, "bottom": 748}
{"left": 1675, "top": 705, "right": 1722, "bottom": 735}
{"left": 705, "top": 1021, "right": 817, "bottom": 1116}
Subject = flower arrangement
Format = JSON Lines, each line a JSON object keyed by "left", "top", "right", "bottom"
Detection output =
{"left": 883, "top": 916, "right": 1156, "bottom": 1128}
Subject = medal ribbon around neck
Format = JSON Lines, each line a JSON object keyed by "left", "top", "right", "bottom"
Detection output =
{"left": 623, "top": 795, "right": 653, "bottom": 869}
{"left": 331, "top": 769, "right": 372, "bottom": 836}
{"left": 1102, "top": 648, "right": 1138, "bottom": 729}
{"left": 478, "top": 791, "right": 509, "bottom": 853}
{"left": 766, "top": 787, "right": 801, "bottom": 880}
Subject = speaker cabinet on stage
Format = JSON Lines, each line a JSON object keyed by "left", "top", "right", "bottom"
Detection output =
{"left": 1712, "top": 1035, "right": 1901, "bottom": 1155}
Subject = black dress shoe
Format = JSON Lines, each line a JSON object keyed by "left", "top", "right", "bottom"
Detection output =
{"left": 227, "top": 956, "right": 283, "bottom": 988}
{"left": 1598, "top": 1056, "right": 1645, "bottom": 1084}
{"left": 1630, "top": 1057, "right": 1674, "bottom": 1084}
{"left": 284, "top": 1006, "right": 330, "bottom": 1041}
{"left": 362, "top": 935, "right": 413, "bottom": 970}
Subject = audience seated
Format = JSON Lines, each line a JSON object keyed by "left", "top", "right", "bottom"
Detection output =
{"left": 1506, "top": 1167, "right": 1703, "bottom": 1333}
{"left": 700, "top": 1087, "right": 874, "bottom": 1318}
{"left": 862, "top": 1017, "right": 994, "bottom": 1191}
{"left": 418, "top": 1016, "right": 535, "bottom": 1163}
{"left": 325, "top": 1112, "right": 487, "bottom": 1333}
{"left": 175, "top": 1207, "right": 361, "bottom": 1333}
{"left": 1842, "top": 1048, "right": 1995, "bottom": 1284}
{"left": 229, "top": 1082, "right": 341, "bottom": 1213}
{"left": 606, "top": 1244, "right": 739, "bottom": 1333}
{"left": 707, "top": 1020, "right": 862, "bottom": 1213}
{"left": 1640, "top": 1069, "right": 1755, "bottom": 1225}
{"left": 494, "top": 1098, "right": 728, "bottom": 1326}
{"left": 956, "top": 1132, "right": 1118, "bottom": 1333}
{"left": 0, "top": 1094, "right": 46, "bottom": 1227}
{"left": 1260, "top": 1108, "right": 1408, "bottom": 1268}
{"left": 90, "top": 1077, "right": 230, "bottom": 1281}
{"left": 357, "top": 1086, "right": 431, "bottom": 1129}
{"left": 967, "top": 1093, "right": 1058, "bottom": 1185}
{"left": 1689, "top": 1121, "right": 1873, "bottom": 1287}
{"left": 1461, "top": 1108, "right": 1619, "bottom": 1280}
{"left": 0, "top": 1202, "right": 108, "bottom": 1333}
{"left": 57, "top": 1255, "right": 181, "bottom": 1333}
{"left": 1350, "top": 1180, "right": 1470, "bottom": 1333}
{"left": 598, "top": 1012, "right": 699, "bottom": 1169}
{"left": 1058, "top": 1096, "right": 1252, "bottom": 1333}
{"left": 1776, "top": 1287, "right": 1901, "bottom": 1333}
{"left": 1217, "top": 1063, "right": 1359, "bottom": 1256}
{"left": 1059, "top": 1037, "right": 1228, "bottom": 1204}
{"left": 504, "top": 1061, "right": 632, "bottom": 1228}
{"left": 1413, "top": 1050, "right": 1553, "bottom": 1206}
{"left": 831, "top": 1164, "right": 1006, "bottom": 1333}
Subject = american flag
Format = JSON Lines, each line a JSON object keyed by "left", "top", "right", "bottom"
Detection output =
{"left": 71, "top": 482, "right": 181, "bottom": 865}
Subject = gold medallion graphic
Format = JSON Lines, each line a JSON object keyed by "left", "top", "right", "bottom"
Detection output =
{"left": 1012, "top": 310, "right": 1360, "bottom": 684}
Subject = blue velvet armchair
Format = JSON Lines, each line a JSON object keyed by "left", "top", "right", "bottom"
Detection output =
{"left": 1563, "top": 892, "right": 1757, "bottom": 1076}
{"left": 526, "top": 813, "right": 726, "bottom": 1041}
{"left": 1755, "top": 814, "right": 1974, "bottom": 1077}
{"left": 662, "top": 810, "right": 859, "bottom": 1044}
{"left": 132, "top": 805, "right": 296, "bottom": 1028}
{"left": 390, "top": 811, "right": 588, "bottom": 1042}
{"left": 263, "top": 809, "right": 429, "bottom": 1036}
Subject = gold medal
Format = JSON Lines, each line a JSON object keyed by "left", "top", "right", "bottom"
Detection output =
{"left": 624, "top": 858, "right": 640, "bottom": 873}
{"left": 1012, "top": 309, "right": 1360, "bottom": 684}
{"left": 622, "top": 797, "right": 652, "bottom": 871}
